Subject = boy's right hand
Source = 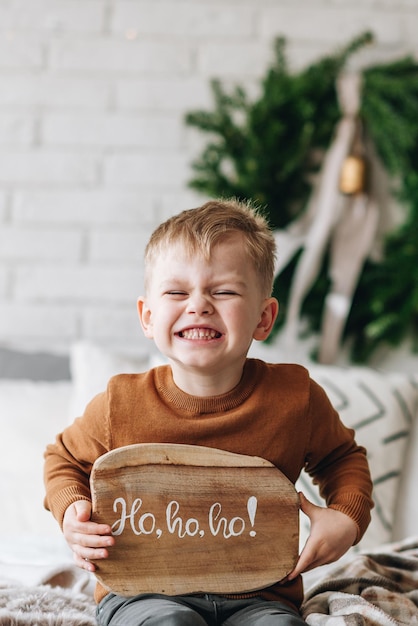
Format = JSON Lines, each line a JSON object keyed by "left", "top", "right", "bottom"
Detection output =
{"left": 63, "top": 500, "right": 115, "bottom": 572}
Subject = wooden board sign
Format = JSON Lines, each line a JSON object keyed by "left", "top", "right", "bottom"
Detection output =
{"left": 90, "top": 443, "right": 299, "bottom": 596}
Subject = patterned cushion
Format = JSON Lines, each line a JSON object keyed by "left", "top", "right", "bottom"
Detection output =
{"left": 297, "top": 365, "right": 418, "bottom": 551}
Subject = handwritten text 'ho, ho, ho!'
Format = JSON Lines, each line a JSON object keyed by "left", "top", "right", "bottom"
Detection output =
{"left": 111, "top": 496, "right": 258, "bottom": 539}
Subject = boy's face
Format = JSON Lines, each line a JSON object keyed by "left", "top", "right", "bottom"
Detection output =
{"left": 138, "top": 233, "right": 278, "bottom": 392}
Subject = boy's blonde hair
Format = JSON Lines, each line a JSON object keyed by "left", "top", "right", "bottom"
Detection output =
{"left": 145, "top": 199, "right": 277, "bottom": 297}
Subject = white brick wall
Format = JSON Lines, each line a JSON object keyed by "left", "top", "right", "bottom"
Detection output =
{"left": 0, "top": 0, "right": 416, "bottom": 354}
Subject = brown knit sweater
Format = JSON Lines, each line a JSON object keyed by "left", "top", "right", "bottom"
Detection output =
{"left": 44, "top": 359, "right": 373, "bottom": 610}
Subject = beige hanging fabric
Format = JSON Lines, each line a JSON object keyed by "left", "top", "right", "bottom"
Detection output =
{"left": 318, "top": 193, "right": 378, "bottom": 363}
{"left": 318, "top": 81, "right": 379, "bottom": 363}
{"left": 278, "top": 72, "right": 378, "bottom": 363}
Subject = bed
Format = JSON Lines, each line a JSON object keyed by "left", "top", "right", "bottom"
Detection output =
{"left": 0, "top": 342, "right": 417, "bottom": 624}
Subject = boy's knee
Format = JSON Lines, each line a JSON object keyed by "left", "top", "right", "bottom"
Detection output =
{"left": 142, "top": 605, "right": 205, "bottom": 626}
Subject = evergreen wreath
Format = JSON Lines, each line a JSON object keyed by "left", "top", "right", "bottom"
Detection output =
{"left": 185, "top": 32, "right": 418, "bottom": 362}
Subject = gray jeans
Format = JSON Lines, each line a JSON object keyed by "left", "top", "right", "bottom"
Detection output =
{"left": 96, "top": 593, "right": 306, "bottom": 625}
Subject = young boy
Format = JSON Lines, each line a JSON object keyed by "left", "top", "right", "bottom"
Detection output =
{"left": 44, "top": 199, "right": 373, "bottom": 625}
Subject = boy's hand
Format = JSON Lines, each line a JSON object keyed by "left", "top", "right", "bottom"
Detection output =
{"left": 286, "top": 492, "right": 358, "bottom": 581}
{"left": 63, "top": 500, "right": 115, "bottom": 572}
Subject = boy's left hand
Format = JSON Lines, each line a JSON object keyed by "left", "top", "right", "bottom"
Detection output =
{"left": 286, "top": 492, "right": 358, "bottom": 581}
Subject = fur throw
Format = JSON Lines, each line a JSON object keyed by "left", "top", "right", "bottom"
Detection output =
{"left": 0, "top": 583, "right": 96, "bottom": 626}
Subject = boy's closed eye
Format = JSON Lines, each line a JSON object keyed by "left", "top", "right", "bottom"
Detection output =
{"left": 213, "top": 290, "right": 239, "bottom": 297}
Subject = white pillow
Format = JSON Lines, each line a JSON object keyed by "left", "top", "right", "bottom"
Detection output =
{"left": 69, "top": 342, "right": 150, "bottom": 418}
{"left": 0, "top": 380, "right": 72, "bottom": 538}
{"left": 297, "top": 365, "right": 418, "bottom": 551}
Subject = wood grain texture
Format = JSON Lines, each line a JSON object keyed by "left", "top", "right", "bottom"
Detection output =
{"left": 91, "top": 444, "right": 299, "bottom": 596}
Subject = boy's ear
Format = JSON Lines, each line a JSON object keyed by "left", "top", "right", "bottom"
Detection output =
{"left": 253, "top": 297, "right": 279, "bottom": 341}
{"left": 137, "top": 297, "right": 154, "bottom": 339}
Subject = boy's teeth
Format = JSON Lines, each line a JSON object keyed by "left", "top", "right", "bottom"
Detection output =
{"left": 181, "top": 328, "right": 219, "bottom": 340}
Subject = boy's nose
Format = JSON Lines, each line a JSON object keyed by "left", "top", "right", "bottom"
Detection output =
{"left": 186, "top": 295, "right": 213, "bottom": 316}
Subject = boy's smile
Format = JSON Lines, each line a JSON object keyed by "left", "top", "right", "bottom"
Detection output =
{"left": 138, "top": 232, "right": 278, "bottom": 396}
{"left": 177, "top": 327, "right": 222, "bottom": 340}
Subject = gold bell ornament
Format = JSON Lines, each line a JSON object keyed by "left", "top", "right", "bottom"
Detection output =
{"left": 339, "top": 119, "right": 366, "bottom": 195}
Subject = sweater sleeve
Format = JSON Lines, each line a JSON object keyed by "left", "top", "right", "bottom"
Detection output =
{"left": 43, "top": 390, "right": 111, "bottom": 528}
{"left": 304, "top": 378, "right": 374, "bottom": 543}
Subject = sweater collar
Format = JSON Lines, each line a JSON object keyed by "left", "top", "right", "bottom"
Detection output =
{"left": 154, "top": 359, "right": 261, "bottom": 415}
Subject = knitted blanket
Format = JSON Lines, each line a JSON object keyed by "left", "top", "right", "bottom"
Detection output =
{"left": 302, "top": 537, "right": 418, "bottom": 625}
